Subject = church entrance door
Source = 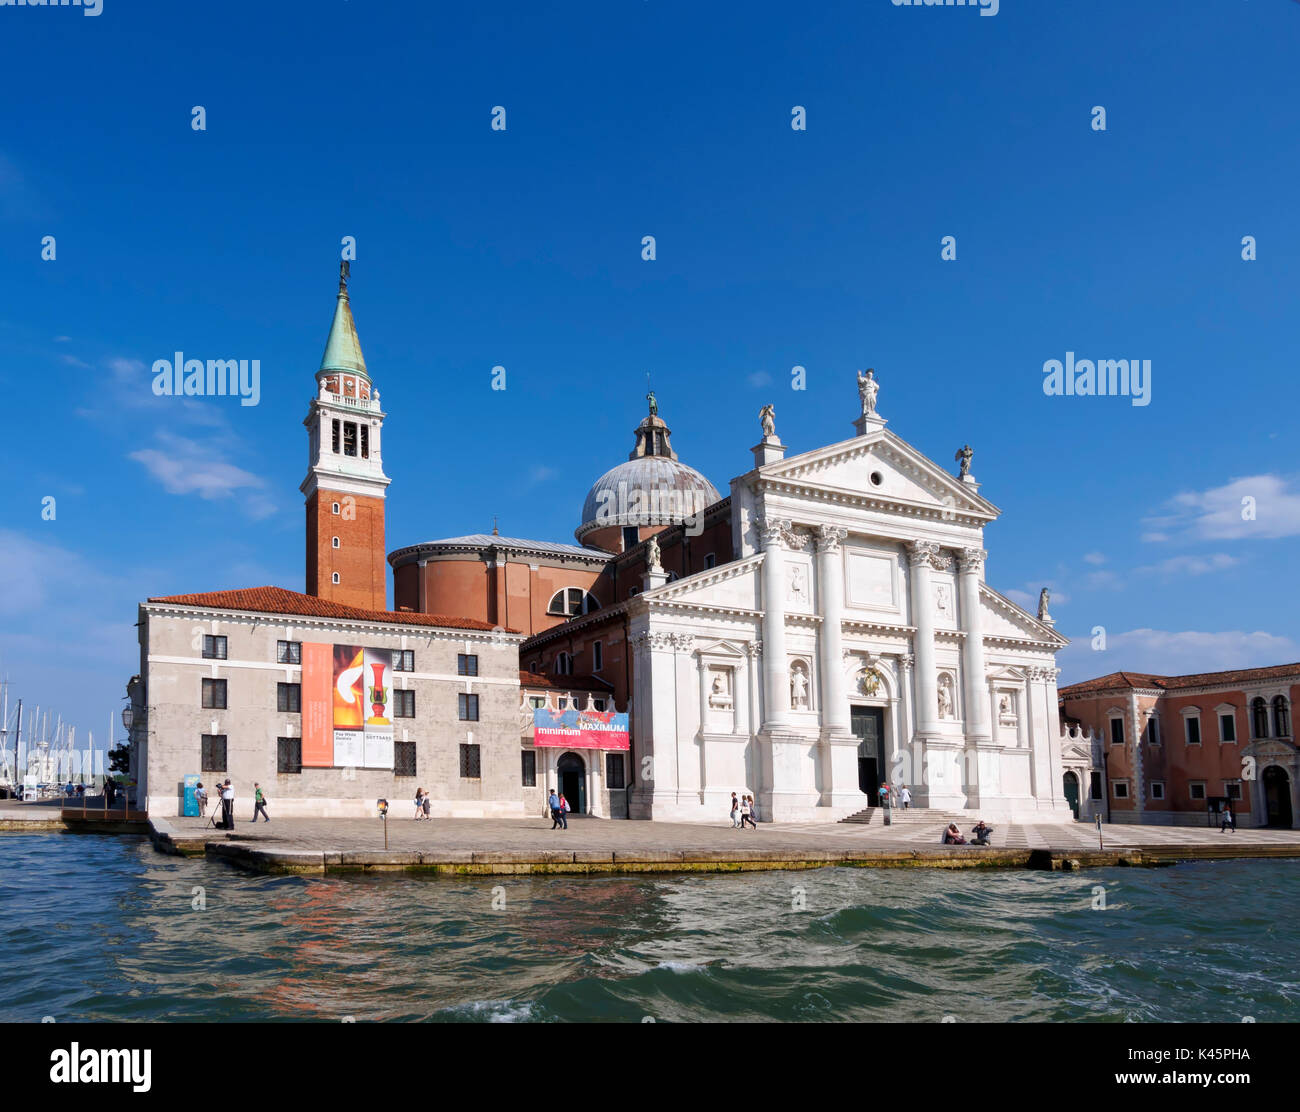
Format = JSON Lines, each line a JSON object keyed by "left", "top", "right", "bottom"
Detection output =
{"left": 852, "top": 706, "right": 885, "bottom": 798}
{"left": 1264, "top": 766, "right": 1293, "bottom": 828}
{"left": 557, "top": 752, "right": 587, "bottom": 815}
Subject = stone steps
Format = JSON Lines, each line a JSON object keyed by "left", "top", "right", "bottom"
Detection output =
{"left": 840, "top": 806, "right": 972, "bottom": 826}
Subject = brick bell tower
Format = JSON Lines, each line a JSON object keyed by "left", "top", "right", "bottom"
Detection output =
{"left": 300, "top": 262, "right": 391, "bottom": 610}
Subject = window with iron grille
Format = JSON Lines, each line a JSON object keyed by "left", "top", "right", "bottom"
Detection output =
{"left": 1226, "top": 781, "right": 1242, "bottom": 801}
{"left": 331, "top": 419, "right": 340, "bottom": 453}
{"left": 342, "top": 421, "right": 357, "bottom": 457}
{"left": 359, "top": 424, "right": 370, "bottom": 459}
{"left": 277, "top": 737, "right": 302, "bottom": 774}
{"left": 202, "top": 634, "right": 227, "bottom": 660}
{"left": 277, "top": 640, "right": 302, "bottom": 665}
{"left": 458, "top": 693, "right": 479, "bottom": 721}
{"left": 459, "top": 743, "right": 481, "bottom": 779}
{"left": 394, "top": 689, "right": 416, "bottom": 718}
{"left": 201, "top": 734, "right": 227, "bottom": 772}
{"left": 277, "top": 683, "right": 302, "bottom": 713}
{"left": 394, "top": 650, "right": 415, "bottom": 672}
{"left": 457, "top": 653, "right": 478, "bottom": 677}
{"left": 201, "top": 678, "right": 227, "bottom": 709}
{"left": 521, "top": 750, "right": 536, "bottom": 787}
{"left": 605, "top": 753, "right": 625, "bottom": 789}
{"left": 394, "top": 741, "right": 417, "bottom": 777}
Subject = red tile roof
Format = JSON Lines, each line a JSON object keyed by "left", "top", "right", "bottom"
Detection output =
{"left": 146, "top": 586, "right": 519, "bottom": 634}
{"left": 518, "top": 669, "right": 614, "bottom": 692}
{"left": 1060, "top": 662, "right": 1300, "bottom": 697}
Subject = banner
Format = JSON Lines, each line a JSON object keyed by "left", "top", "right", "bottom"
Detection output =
{"left": 301, "top": 641, "right": 333, "bottom": 767}
{"left": 533, "top": 707, "right": 629, "bottom": 750}
{"left": 331, "top": 644, "right": 394, "bottom": 769}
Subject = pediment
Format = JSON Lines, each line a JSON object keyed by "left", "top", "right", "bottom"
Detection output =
{"left": 756, "top": 430, "right": 999, "bottom": 524}
{"left": 980, "top": 584, "right": 1069, "bottom": 647}
{"left": 641, "top": 554, "right": 762, "bottom": 612}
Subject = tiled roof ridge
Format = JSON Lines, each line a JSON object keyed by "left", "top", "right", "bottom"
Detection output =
{"left": 1061, "top": 662, "right": 1300, "bottom": 695}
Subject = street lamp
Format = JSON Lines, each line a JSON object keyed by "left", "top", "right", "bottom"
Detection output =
{"left": 121, "top": 705, "right": 134, "bottom": 734}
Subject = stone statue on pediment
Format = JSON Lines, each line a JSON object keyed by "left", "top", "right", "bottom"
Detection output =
{"left": 759, "top": 404, "right": 776, "bottom": 438}
{"left": 857, "top": 368, "right": 879, "bottom": 417}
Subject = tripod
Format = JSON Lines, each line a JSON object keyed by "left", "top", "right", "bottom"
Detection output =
{"left": 207, "top": 797, "right": 226, "bottom": 829}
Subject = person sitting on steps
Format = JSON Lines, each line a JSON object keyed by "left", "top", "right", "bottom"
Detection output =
{"left": 970, "top": 820, "right": 993, "bottom": 846}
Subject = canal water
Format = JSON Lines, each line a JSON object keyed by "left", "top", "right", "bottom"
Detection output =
{"left": 2, "top": 834, "right": 1296, "bottom": 1022}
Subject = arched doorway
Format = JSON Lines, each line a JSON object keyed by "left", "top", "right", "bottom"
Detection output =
{"left": 557, "top": 752, "right": 587, "bottom": 815}
{"left": 1263, "top": 766, "right": 1293, "bottom": 828}
{"left": 1063, "top": 771, "right": 1080, "bottom": 820}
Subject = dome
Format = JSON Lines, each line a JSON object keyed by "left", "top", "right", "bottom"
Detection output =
{"left": 575, "top": 402, "right": 721, "bottom": 542}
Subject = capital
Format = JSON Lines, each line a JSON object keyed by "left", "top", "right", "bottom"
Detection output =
{"left": 906, "top": 540, "right": 948, "bottom": 570}
{"left": 957, "top": 547, "right": 987, "bottom": 574}
{"left": 814, "top": 524, "right": 848, "bottom": 553}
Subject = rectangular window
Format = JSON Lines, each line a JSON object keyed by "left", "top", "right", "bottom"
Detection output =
{"left": 593, "top": 698, "right": 607, "bottom": 712}
{"left": 529, "top": 696, "right": 546, "bottom": 709}
{"left": 1219, "top": 713, "right": 1236, "bottom": 743}
{"left": 458, "top": 693, "right": 479, "bottom": 721}
{"left": 1226, "top": 781, "right": 1242, "bottom": 801}
{"left": 394, "top": 689, "right": 416, "bottom": 718}
{"left": 201, "top": 678, "right": 227, "bottom": 710}
{"left": 394, "top": 650, "right": 415, "bottom": 672}
{"left": 202, "top": 634, "right": 227, "bottom": 660}
{"left": 1185, "top": 716, "right": 1201, "bottom": 745}
{"left": 457, "top": 653, "right": 478, "bottom": 677}
{"left": 1150, "top": 781, "right": 1165, "bottom": 800}
{"left": 394, "top": 741, "right": 417, "bottom": 778}
{"left": 201, "top": 734, "right": 227, "bottom": 772}
{"left": 1189, "top": 782, "right": 1206, "bottom": 802}
{"left": 359, "top": 424, "right": 370, "bottom": 459}
{"left": 606, "top": 753, "right": 625, "bottom": 789}
{"left": 1109, "top": 718, "right": 1125, "bottom": 746}
{"left": 276, "top": 640, "right": 302, "bottom": 665}
{"left": 1145, "top": 718, "right": 1160, "bottom": 745}
{"left": 622, "top": 525, "right": 639, "bottom": 550}
{"left": 1113, "top": 781, "right": 1129, "bottom": 799}
{"left": 521, "top": 750, "right": 536, "bottom": 787}
{"left": 276, "top": 737, "right": 302, "bottom": 774}
{"left": 277, "top": 683, "right": 302, "bottom": 713}
{"left": 1089, "top": 771, "right": 1102, "bottom": 800}
{"left": 331, "top": 419, "right": 340, "bottom": 454}
{"left": 459, "top": 743, "right": 481, "bottom": 779}
{"left": 592, "top": 641, "right": 603, "bottom": 672}
{"left": 342, "top": 421, "right": 357, "bottom": 457}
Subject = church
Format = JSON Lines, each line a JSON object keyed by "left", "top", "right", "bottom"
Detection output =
{"left": 132, "top": 265, "right": 1075, "bottom": 823}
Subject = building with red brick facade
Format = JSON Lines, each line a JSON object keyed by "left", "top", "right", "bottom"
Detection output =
{"left": 1059, "top": 665, "right": 1299, "bottom": 828}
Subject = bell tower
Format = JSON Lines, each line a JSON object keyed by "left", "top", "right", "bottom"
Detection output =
{"left": 300, "top": 262, "right": 391, "bottom": 610}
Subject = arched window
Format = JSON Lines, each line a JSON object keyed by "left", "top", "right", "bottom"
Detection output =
{"left": 548, "top": 588, "right": 599, "bottom": 617}
{"left": 555, "top": 652, "right": 573, "bottom": 676}
{"left": 1273, "top": 695, "right": 1291, "bottom": 738}
{"left": 1252, "top": 697, "right": 1270, "bottom": 739}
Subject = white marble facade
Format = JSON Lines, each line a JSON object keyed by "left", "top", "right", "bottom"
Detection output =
{"left": 627, "top": 394, "right": 1073, "bottom": 824}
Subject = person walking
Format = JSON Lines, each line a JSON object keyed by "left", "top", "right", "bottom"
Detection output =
{"left": 414, "top": 788, "right": 424, "bottom": 819}
{"left": 899, "top": 785, "right": 912, "bottom": 810}
{"left": 877, "top": 781, "right": 890, "bottom": 810}
{"left": 548, "top": 788, "right": 564, "bottom": 830}
{"left": 1221, "top": 802, "right": 1236, "bottom": 833}
{"left": 557, "top": 793, "right": 570, "bottom": 829}
{"left": 422, "top": 791, "right": 431, "bottom": 820}
{"left": 742, "top": 795, "right": 758, "bottom": 829}
{"left": 252, "top": 783, "right": 269, "bottom": 823}
{"left": 748, "top": 795, "right": 760, "bottom": 826}
{"left": 729, "top": 792, "right": 740, "bottom": 828}
{"left": 221, "top": 780, "right": 235, "bottom": 830}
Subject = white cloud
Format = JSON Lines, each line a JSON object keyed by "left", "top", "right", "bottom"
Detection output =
{"left": 129, "top": 432, "right": 273, "bottom": 517}
{"left": 1082, "top": 551, "right": 1106, "bottom": 565}
{"left": 1136, "top": 553, "right": 1239, "bottom": 576}
{"left": 1058, "top": 627, "right": 1300, "bottom": 685}
{"left": 1144, "top": 474, "right": 1300, "bottom": 542}
{"left": 747, "top": 371, "right": 773, "bottom": 388}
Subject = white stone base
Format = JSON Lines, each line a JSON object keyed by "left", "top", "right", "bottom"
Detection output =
{"left": 146, "top": 795, "right": 529, "bottom": 820}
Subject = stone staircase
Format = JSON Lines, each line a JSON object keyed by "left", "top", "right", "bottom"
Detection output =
{"left": 839, "top": 806, "right": 972, "bottom": 827}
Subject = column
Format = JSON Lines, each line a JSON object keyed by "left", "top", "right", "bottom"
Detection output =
{"left": 760, "top": 518, "right": 791, "bottom": 728}
{"left": 957, "top": 548, "right": 991, "bottom": 744}
{"left": 815, "top": 525, "right": 849, "bottom": 735}
{"left": 906, "top": 541, "right": 941, "bottom": 736}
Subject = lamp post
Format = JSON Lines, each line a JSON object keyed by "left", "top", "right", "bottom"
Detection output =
{"left": 118, "top": 705, "right": 134, "bottom": 816}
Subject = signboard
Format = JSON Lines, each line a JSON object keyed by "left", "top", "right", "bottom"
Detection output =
{"left": 183, "top": 774, "right": 200, "bottom": 817}
{"left": 301, "top": 642, "right": 395, "bottom": 769}
{"left": 533, "top": 707, "right": 629, "bottom": 750}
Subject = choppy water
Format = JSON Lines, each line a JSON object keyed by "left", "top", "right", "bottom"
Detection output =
{"left": 2, "top": 834, "right": 1296, "bottom": 1022}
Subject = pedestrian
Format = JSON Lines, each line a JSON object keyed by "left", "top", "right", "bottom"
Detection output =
{"left": 729, "top": 792, "right": 740, "bottom": 828}
{"left": 548, "top": 788, "right": 564, "bottom": 830}
{"left": 194, "top": 781, "right": 207, "bottom": 814}
{"left": 221, "top": 780, "right": 235, "bottom": 830}
{"left": 742, "top": 795, "right": 758, "bottom": 829}
{"left": 877, "top": 781, "right": 890, "bottom": 809}
{"left": 414, "top": 788, "right": 425, "bottom": 820}
{"left": 558, "top": 792, "right": 570, "bottom": 829}
{"left": 1220, "top": 802, "right": 1235, "bottom": 833}
{"left": 252, "top": 782, "right": 269, "bottom": 823}
{"left": 748, "top": 795, "right": 759, "bottom": 825}
{"left": 422, "top": 791, "right": 431, "bottom": 820}
{"left": 899, "top": 785, "right": 912, "bottom": 810}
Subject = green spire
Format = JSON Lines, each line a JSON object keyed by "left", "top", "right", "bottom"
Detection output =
{"left": 318, "top": 261, "right": 368, "bottom": 378}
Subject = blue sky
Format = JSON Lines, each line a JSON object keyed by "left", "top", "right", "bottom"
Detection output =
{"left": 2, "top": 0, "right": 1298, "bottom": 754}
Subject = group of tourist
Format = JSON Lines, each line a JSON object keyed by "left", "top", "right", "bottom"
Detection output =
{"left": 547, "top": 789, "right": 572, "bottom": 829}
{"left": 412, "top": 788, "right": 432, "bottom": 819}
{"left": 875, "top": 783, "right": 913, "bottom": 809}
{"left": 943, "top": 821, "right": 993, "bottom": 846}
{"left": 195, "top": 780, "right": 269, "bottom": 828}
{"left": 728, "top": 792, "right": 758, "bottom": 829}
